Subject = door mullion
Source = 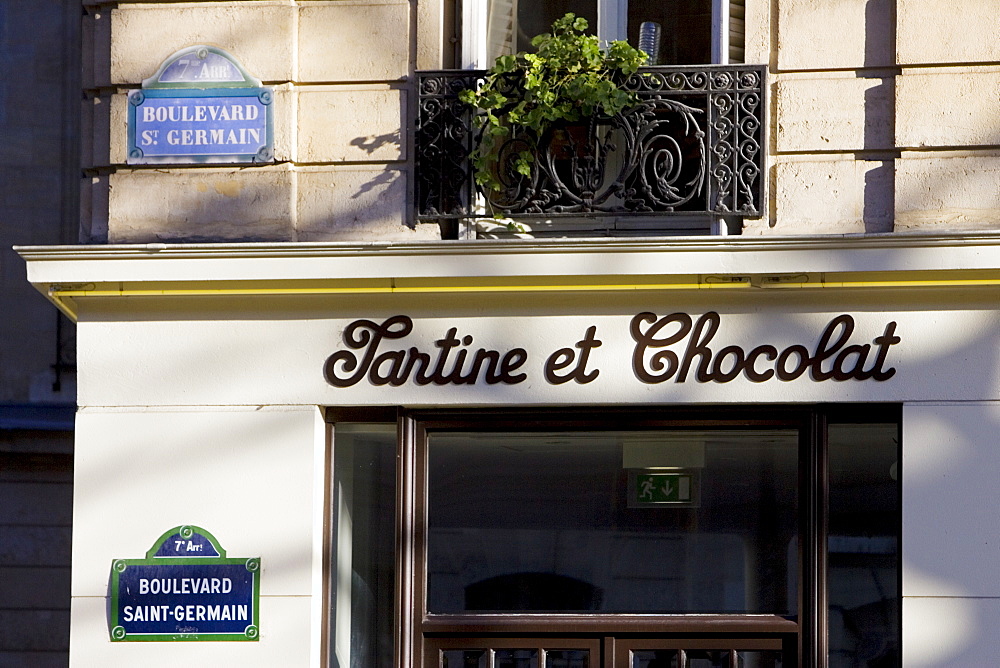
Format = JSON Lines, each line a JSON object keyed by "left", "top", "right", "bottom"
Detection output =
{"left": 397, "top": 413, "right": 418, "bottom": 668}
{"left": 800, "top": 411, "right": 828, "bottom": 667}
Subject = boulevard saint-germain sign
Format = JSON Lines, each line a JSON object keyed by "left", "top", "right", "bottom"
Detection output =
{"left": 324, "top": 311, "right": 901, "bottom": 388}
{"left": 127, "top": 46, "right": 273, "bottom": 165}
{"left": 109, "top": 526, "right": 260, "bottom": 642}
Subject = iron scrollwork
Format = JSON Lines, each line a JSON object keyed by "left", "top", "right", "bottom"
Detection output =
{"left": 416, "top": 65, "right": 765, "bottom": 221}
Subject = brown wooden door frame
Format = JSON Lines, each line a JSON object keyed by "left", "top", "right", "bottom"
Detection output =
{"left": 405, "top": 409, "right": 808, "bottom": 668}
{"left": 386, "top": 404, "right": 901, "bottom": 668}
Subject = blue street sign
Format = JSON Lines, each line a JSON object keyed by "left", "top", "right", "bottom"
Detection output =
{"left": 126, "top": 46, "right": 273, "bottom": 165}
{"left": 128, "top": 89, "right": 273, "bottom": 164}
{"left": 109, "top": 526, "right": 261, "bottom": 642}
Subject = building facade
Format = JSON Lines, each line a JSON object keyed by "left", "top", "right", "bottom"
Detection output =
{"left": 0, "top": 2, "right": 79, "bottom": 665}
{"left": 16, "top": 0, "right": 1000, "bottom": 666}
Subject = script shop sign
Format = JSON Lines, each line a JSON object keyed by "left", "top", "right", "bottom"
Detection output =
{"left": 324, "top": 311, "right": 902, "bottom": 389}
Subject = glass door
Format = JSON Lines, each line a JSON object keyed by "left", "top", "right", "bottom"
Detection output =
{"left": 327, "top": 407, "right": 900, "bottom": 667}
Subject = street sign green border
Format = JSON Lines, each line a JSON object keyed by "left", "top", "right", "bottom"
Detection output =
{"left": 108, "top": 525, "right": 261, "bottom": 642}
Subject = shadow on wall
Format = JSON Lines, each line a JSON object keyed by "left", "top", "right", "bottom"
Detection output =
{"left": 901, "top": 397, "right": 1000, "bottom": 665}
{"left": 866, "top": 0, "right": 1000, "bottom": 234}
{"left": 860, "top": 0, "right": 896, "bottom": 234}
{"left": 349, "top": 132, "right": 400, "bottom": 156}
{"left": 349, "top": 167, "right": 396, "bottom": 201}
{"left": 762, "top": 0, "right": 1000, "bottom": 236}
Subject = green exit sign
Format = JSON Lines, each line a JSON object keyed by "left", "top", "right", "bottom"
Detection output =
{"left": 630, "top": 471, "right": 698, "bottom": 507}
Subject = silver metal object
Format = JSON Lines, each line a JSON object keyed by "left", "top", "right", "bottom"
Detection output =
{"left": 638, "top": 21, "right": 662, "bottom": 66}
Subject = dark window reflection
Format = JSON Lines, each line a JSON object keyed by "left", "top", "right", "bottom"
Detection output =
{"left": 632, "top": 648, "right": 782, "bottom": 667}
{"left": 828, "top": 424, "right": 900, "bottom": 668}
{"left": 495, "top": 649, "right": 539, "bottom": 668}
{"left": 442, "top": 650, "right": 488, "bottom": 668}
{"left": 632, "top": 650, "right": 679, "bottom": 668}
{"left": 515, "top": 0, "right": 598, "bottom": 53}
{"left": 627, "top": 0, "right": 712, "bottom": 64}
{"left": 331, "top": 425, "right": 396, "bottom": 668}
{"left": 547, "top": 649, "right": 590, "bottom": 668}
{"left": 688, "top": 650, "right": 783, "bottom": 667}
{"left": 427, "top": 430, "right": 798, "bottom": 614}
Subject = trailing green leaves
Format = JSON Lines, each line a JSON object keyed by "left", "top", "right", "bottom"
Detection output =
{"left": 459, "top": 13, "right": 647, "bottom": 192}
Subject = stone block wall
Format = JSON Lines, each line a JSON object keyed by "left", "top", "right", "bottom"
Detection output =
{"left": 82, "top": 0, "right": 440, "bottom": 243}
{"left": 894, "top": 1, "right": 1000, "bottom": 232}
{"left": 84, "top": 0, "right": 1000, "bottom": 240}
{"left": 744, "top": 0, "right": 1000, "bottom": 235}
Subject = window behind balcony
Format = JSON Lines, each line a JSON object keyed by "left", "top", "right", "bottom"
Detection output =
{"left": 464, "top": 0, "right": 745, "bottom": 68}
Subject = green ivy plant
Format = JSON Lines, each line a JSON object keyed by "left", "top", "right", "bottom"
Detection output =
{"left": 458, "top": 13, "right": 648, "bottom": 192}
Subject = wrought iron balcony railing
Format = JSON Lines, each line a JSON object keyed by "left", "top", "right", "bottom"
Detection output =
{"left": 416, "top": 65, "right": 766, "bottom": 222}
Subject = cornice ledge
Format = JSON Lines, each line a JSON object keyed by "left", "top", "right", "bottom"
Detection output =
{"left": 17, "top": 230, "right": 1000, "bottom": 262}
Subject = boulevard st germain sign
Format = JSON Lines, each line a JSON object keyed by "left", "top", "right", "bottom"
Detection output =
{"left": 127, "top": 46, "right": 273, "bottom": 165}
{"left": 324, "top": 311, "right": 901, "bottom": 388}
{"left": 109, "top": 526, "right": 260, "bottom": 642}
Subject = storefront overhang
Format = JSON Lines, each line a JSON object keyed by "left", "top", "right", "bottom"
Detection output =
{"left": 19, "top": 232, "right": 1000, "bottom": 408}
{"left": 18, "top": 232, "right": 1000, "bottom": 321}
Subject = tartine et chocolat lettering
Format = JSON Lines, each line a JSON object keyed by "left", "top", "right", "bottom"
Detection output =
{"left": 323, "top": 313, "right": 900, "bottom": 388}
{"left": 324, "top": 315, "right": 530, "bottom": 387}
{"left": 630, "top": 312, "right": 899, "bottom": 384}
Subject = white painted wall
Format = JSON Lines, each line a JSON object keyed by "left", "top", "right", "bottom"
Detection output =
{"left": 69, "top": 407, "right": 327, "bottom": 667}
{"left": 903, "top": 403, "right": 1000, "bottom": 666}
{"left": 74, "top": 297, "right": 1000, "bottom": 408}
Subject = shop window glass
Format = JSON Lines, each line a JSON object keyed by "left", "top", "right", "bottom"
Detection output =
{"left": 495, "top": 649, "right": 539, "bottom": 667}
{"left": 330, "top": 424, "right": 396, "bottom": 668}
{"left": 827, "top": 423, "right": 900, "bottom": 667}
{"left": 426, "top": 429, "right": 798, "bottom": 614}
{"left": 443, "top": 650, "right": 488, "bottom": 667}
{"left": 547, "top": 649, "right": 590, "bottom": 667}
